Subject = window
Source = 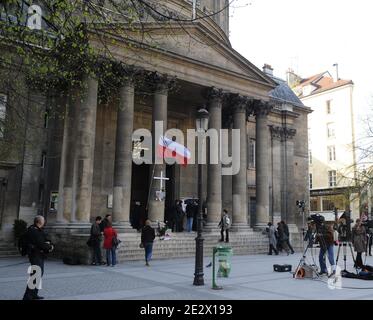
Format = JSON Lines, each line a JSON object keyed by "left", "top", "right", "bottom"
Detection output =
{"left": 40, "top": 151, "right": 46, "bottom": 168}
{"left": 44, "top": 107, "right": 49, "bottom": 129}
{"left": 326, "top": 100, "right": 332, "bottom": 114}
{"left": 327, "top": 146, "right": 336, "bottom": 161}
{"left": 322, "top": 199, "right": 335, "bottom": 211}
{"left": 309, "top": 150, "right": 312, "bottom": 165}
{"left": 328, "top": 170, "right": 337, "bottom": 187}
{"left": 309, "top": 173, "right": 313, "bottom": 189}
{"left": 248, "top": 139, "right": 255, "bottom": 168}
{"left": 327, "top": 123, "right": 335, "bottom": 138}
{"left": 0, "top": 94, "right": 7, "bottom": 138}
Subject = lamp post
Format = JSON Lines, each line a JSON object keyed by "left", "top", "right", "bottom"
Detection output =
{"left": 193, "top": 108, "right": 209, "bottom": 286}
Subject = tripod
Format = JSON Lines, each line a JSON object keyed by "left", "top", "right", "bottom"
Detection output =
{"left": 294, "top": 230, "right": 319, "bottom": 278}
{"left": 335, "top": 239, "right": 357, "bottom": 273}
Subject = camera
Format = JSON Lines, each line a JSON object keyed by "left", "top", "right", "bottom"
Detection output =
{"left": 296, "top": 200, "right": 306, "bottom": 209}
{"left": 310, "top": 213, "right": 325, "bottom": 226}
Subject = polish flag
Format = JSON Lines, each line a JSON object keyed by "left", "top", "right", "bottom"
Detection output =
{"left": 157, "top": 136, "right": 191, "bottom": 166}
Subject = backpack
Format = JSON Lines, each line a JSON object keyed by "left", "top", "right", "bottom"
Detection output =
{"left": 223, "top": 215, "right": 231, "bottom": 228}
{"left": 112, "top": 236, "right": 121, "bottom": 248}
{"left": 18, "top": 228, "right": 30, "bottom": 256}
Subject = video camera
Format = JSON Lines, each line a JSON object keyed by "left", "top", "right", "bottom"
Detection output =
{"left": 310, "top": 213, "right": 325, "bottom": 226}
{"left": 296, "top": 200, "right": 306, "bottom": 210}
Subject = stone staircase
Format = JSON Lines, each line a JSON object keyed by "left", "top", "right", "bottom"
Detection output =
{"left": 49, "top": 228, "right": 302, "bottom": 264}
{"left": 116, "top": 230, "right": 269, "bottom": 262}
{"left": 0, "top": 242, "right": 19, "bottom": 258}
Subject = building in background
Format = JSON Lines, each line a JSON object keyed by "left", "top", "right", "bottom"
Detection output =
{"left": 289, "top": 69, "right": 359, "bottom": 220}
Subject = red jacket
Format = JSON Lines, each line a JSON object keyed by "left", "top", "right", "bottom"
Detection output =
{"left": 103, "top": 227, "right": 117, "bottom": 249}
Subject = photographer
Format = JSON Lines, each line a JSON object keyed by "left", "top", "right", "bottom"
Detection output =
{"left": 352, "top": 219, "right": 367, "bottom": 268}
{"left": 316, "top": 221, "right": 336, "bottom": 276}
{"left": 23, "top": 215, "right": 53, "bottom": 300}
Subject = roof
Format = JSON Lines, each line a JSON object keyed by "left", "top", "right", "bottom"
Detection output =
{"left": 268, "top": 75, "right": 305, "bottom": 108}
{"left": 296, "top": 71, "right": 353, "bottom": 97}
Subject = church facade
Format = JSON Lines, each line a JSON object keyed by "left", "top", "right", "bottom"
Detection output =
{"left": 0, "top": 1, "right": 310, "bottom": 258}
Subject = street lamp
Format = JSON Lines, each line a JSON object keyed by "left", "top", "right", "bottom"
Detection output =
{"left": 194, "top": 108, "right": 209, "bottom": 286}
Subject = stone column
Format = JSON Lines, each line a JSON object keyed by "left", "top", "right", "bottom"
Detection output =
{"left": 254, "top": 101, "right": 272, "bottom": 228}
{"left": 283, "top": 127, "right": 297, "bottom": 227}
{"left": 112, "top": 79, "right": 135, "bottom": 227}
{"left": 74, "top": 74, "right": 98, "bottom": 223}
{"left": 206, "top": 88, "right": 223, "bottom": 226}
{"left": 148, "top": 74, "right": 173, "bottom": 223}
{"left": 221, "top": 121, "right": 232, "bottom": 218}
{"left": 60, "top": 86, "right": 80, "bottom": 223}
{"left": 269, "top": 125, "right": 283, "bottom": 226}
{"left": 232, "top": 97, "right": 248, "bottom": 227}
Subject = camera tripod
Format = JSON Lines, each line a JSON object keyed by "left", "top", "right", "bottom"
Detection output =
{"left": 335, "top": 240, "right": 357, "bottom": 273}
{"left": 294, "top": 230, "right": 320, "bottom": 279}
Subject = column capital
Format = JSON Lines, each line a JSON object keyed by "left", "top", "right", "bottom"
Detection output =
{"left": 148, "top": 72, "right": 176, "bottom": 94}
{"left": 205, "top": 87, "right": 225, "bottom": 103}
{"left": 252, "top": 100, "right": 273, "bottom": 117}
{"left": 112, "top": 62, "right": 144, "bottom": 86}
{"left": 230, "top": 94, "right": 251, "bottom": 114}
{"left": 284, "top": 127, "right": 297, "bottom": 139}
{"left": 269, "top": 125, "right": 297, "bottom": 140}
{"left": 269, "top": 125, "right": 283, "bottom": 140}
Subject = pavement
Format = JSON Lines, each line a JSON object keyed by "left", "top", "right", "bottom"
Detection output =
{"left": 1, "top": 251, "right": 373, "bottom": 300}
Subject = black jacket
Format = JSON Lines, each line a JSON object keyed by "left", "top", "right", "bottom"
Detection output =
{"left": 141, "top": 225, "right": 155, "bottom": 244}
{"left": 99, "top": 218, "right": 109, "bottom": 233}
{"left": 186, "top": 204, "right": 195, "bottom": 218}
{"left": 27, "top": 225, "right": 52, "bottom": 257}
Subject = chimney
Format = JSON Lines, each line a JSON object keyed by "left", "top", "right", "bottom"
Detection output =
{"left": 332, "top": 63, "right": 339, "bottom": 82}
{"left": 286, "top": 68, "right": 301, "bottom": 88}
{"left": 262, "top": 64, "right": 273, "bottom": 76}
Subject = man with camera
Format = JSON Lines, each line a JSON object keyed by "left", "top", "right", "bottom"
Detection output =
{"left": 22, "top": 215, "right": 54, "bottom": 300}
{"left": 314, "top": 217, "right": 336, "bottom": 276}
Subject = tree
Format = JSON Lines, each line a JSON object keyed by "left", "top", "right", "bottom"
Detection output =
{"left": 0, "top": 0, "right": 235, "bottom": 159}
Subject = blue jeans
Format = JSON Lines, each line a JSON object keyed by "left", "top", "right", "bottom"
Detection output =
{"left": 145, "top": 242, "right": 153, "bottom": 262}
{"left": 187, "top": 217, "right": 193, "bottom": 232}
{"left": 106, "top": 248, "right": 116, "bottom": 266}
{"left": 319, "top": 245, "right": 335, "bottom": 273}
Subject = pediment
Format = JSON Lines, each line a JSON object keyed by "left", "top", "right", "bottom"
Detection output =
{"left": 147, "top": 22, "right": 275, "bottom": 87}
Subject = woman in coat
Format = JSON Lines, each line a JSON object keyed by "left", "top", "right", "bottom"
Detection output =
{"left": 103, "top": 222, "right": 118, "bottom": 267}
{"left": 266, "top": 222, "right": 278, "bottom": 255}
{"left": 141, "top": 219, "right": 155, "bottom": 266}
{"left": 352, "top": 219, "right": 367, "bottom": 268}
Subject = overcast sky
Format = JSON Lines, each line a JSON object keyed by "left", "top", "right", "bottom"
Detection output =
{"left": 229, "top": 0, "right": 373, "bottom": 141}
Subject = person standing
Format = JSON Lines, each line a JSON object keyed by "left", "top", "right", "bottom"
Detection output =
{"left": 281, "top": 221, "right": 295, "bottom": 254}
{"left": 186, "top": 201, "right": 195, "bottom": 232}
{"left": 266, "top": 222, "right": 278, "bottom": 255}
{"left": 317, "top": 223, "right": 336, "bottom": 276}
{"left": 103, "top": 222, "right": 118, "bottom": 267}
{"left": 277, "top": 222, "right": 290, "bottom": 255}
{"left": 90, "top": 216, "right": 105, "bottom": 265}
{"left": 23, "top": 215, "right": 53, "bottom": 300}
{"left": 141, "top": 220, "right": 155, "bottom": 266}
{"left": 352, "top": 219, "right": 367, "bottom": 268}
{"left": 172, "top": 200, "right": 183, "bottom": 232}
{"left": 218, "top": 209, "right": 230, "bottom": 243}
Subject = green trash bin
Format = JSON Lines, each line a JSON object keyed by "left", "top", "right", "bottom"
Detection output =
{"left": 212, "top": 246, "right": 233, "bottom": 290}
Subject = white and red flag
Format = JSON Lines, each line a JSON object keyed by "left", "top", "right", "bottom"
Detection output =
{"left": 157, "top": 136, "right": 191, "bottom": 166}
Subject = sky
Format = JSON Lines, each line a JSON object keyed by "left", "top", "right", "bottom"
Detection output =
{"left": 229, "top": 0, "right": 373, "bottom": 142}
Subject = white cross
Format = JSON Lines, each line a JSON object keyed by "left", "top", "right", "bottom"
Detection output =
{"left": 154, "top": 170, "right": 169, "bottom": 192}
